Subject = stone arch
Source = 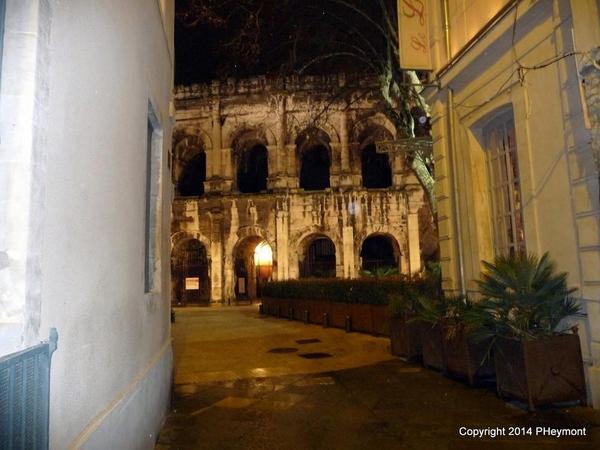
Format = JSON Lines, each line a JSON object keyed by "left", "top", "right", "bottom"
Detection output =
{"left": 289, "top": 118, "right": 340, "bottom": 146}
{"left": 173, "top": 125, "right": 213, "bottom": 154}
{"left": 231, "top": 227, "right": 275, "bottom": 300}
{"left": 171, "top": 231, "right": 212, "bottom": 258}
{"left": 350, "top": 113, "right": 398, "bottom": 144}
{"left": 170, "top": 236, "right": 211, "bottom": 305}
{"left": 296, "top": 127, "right": 332, "bottom": 191}
{"left": 294, "top": 228, "right": 342, "bottom": 278}
{"left": 173, "top": 127, "right": 212, "bottom": 196}
{"left": 228, "top": 128, "right": 272, "bottom": 193}
{"left": 359, "top": 232, "right": 401, "bottom": 272}
{"left": 351, "top": 122, "right": 395, "bottom": 189}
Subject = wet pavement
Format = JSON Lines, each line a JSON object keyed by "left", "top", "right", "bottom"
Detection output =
{"left": 157, "top": 306, "right": 600, "bottom": 450}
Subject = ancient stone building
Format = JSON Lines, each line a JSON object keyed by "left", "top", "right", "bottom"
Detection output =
{"left": 171, "top": 74, "right": 434, "bottom": 305}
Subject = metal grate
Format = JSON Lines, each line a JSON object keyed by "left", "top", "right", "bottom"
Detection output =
{"left": 0, "top": 328, "right": 58, "bottom": 450}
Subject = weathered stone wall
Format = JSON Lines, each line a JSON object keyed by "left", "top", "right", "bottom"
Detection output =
{"left": 172, "top": 74, "right": 433, "bottom": 303}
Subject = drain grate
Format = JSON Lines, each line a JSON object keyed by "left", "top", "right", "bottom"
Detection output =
{"left": 295, "top": 338, "right": 321, "bottom": 344}
{"left": 267, "top": 347, "right": 298, "bottom": 354}
{"left": 298, "top": 352, "right": 333, "bottom": 359}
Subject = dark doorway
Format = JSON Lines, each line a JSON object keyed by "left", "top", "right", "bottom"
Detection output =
{"left": 360, "top": 235, "right": 397, "bottom": 272}
{"left": 300, "top": 237, "right": 336, "bottom": 277}
{"left": 178, "top": 153, "right": 206, "bottom": 196}
{"left": 361, "top": 144, "right": 391, "bottom": 189}
{"left": 238, "top": 144, "right": 268, "bottom": 193}
{"left": 300, "top": 146, "right": 330, "bottom": 191}
{"left": 172, "top": 239, "right": 210, "bottom": 305}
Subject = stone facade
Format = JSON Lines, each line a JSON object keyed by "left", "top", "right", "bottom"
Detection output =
{"left": 171, "top": 75, "right": 434, "bottom": 304}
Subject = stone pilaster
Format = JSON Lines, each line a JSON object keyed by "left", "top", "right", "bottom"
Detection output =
{"left": 407, "top": 186, "right": 423, "bottom": 274}
{"left": 209, "top": 210, "right": 223, "bottom": 302}
{"left": 342, "top": 226, "right": 356, "bottom": 278}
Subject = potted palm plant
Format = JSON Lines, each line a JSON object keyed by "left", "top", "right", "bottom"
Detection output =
{"left": 440, "top": 297, "right": 495, "bottom": 385}
{"left": 414, "top": 295, "right": 446, "bottom": 371}
{"left": 475, "top": 252, "right": 586, "bottom": 410}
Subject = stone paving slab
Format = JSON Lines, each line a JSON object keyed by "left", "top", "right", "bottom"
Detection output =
{"left": 157, "top": 306, "right": 600, "bottom": 450}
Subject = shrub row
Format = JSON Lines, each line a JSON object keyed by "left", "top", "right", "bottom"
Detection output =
{"left": 262, "top": 277, "right": 436, "bottom": 306}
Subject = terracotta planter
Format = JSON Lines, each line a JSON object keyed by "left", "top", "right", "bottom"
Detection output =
{"left": 349, "top": 303, "right": 373, "bottom": 333}
{"left": 329, "top": 302, "right": 350, "bottom": 328}
{"left": 442, "top": 324, "right": 494, "bottom": 385}
{"left": 494, "top": 334, "right": 587, "bottom": 410}
{"left": 421, "top": 322, "right": 444, "bottom": 371}
{"left": 371, "top": 305, "right": 390, "bottom": 336}
{"left": 390, "top": 315, "right": 422, "bottom": 360}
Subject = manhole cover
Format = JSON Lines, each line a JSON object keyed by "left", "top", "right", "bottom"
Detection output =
{"left": 267, "top": 347, "right": 298, "bottom": 354}
{"left": 298, "top": 352, "right": 333, "bottom": 359}
{"left": 296, "top": 338, "right": 321, "bottom": 344}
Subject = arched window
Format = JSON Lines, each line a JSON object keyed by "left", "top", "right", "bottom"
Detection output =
{"left": 300, "top": 237, "right": 336, "bottom": 278}
{"left": 361, "top": 144, "right": 391, "bottom": 189}
{"left": 177, "top": 152, "right": 206, "bottom": 197}
{"left": 300, "top": 145, "right": 330, "bottom": 191}
{"left": 360, "top": 235, "right": 397, "bottom": 272}
{"left": 238, "top": 144, "right": 268, "bottom": 193}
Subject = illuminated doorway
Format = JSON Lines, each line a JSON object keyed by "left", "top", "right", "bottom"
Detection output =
{"left": 233, "top": 237, "right": 273, "bottom": 301}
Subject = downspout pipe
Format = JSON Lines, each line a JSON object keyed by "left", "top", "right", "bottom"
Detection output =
{"left": 447, "top": 88, "right": 466, "bottom": 297}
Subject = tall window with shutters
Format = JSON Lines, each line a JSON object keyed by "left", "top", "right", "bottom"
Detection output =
{"left": 484, "top": 112, "right": 526, "bottom": 256}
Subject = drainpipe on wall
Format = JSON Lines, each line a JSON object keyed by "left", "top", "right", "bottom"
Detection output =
{"left": 446, "top": 88, "right": 466, "bottom": 297}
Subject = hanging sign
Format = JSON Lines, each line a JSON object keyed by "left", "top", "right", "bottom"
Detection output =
{"left": 397, "top": 0, "right": 432, "bottom": 70}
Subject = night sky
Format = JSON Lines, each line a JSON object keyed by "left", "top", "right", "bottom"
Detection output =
{"left": 174, "top": 0, "right": 393, "bottom": 85}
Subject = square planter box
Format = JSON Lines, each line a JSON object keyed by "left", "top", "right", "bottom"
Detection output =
{"left": 309, "top": 300, "right": 327, "bottom": 325}
{"left": 371, "top": 305, "right": 390, "bottom": 336}
{"left": 349, "top": 303, "right": 373, "bottom": 333}
{"left": 329, "top": 301, "right": 350, "bottom": 328}
{"left": 494, "top": 334, "right": 587, "bottom": 410}
{"left": 442, "top": 325, "right": 494, "bottom": 385}
{"left": 390, "top": 315, "right": 422, "bottom": 360}
{"left": 421, "top": 322, "right": 444, "bottom": 371}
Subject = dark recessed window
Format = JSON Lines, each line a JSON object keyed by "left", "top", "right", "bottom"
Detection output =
{"left": 360, "top": 235, "right": 397, "bottom": 272}
{"left": 300, "top": 145, "right": 330, "bottom": 191}
{"left": 361, "top": 144, "right": 391, "bottom": 189}
{"left": 238, "top": 144, "right": 268, "bottom": 193}
{"left": 178, "top": 152, "right": 206, "bottom": 197}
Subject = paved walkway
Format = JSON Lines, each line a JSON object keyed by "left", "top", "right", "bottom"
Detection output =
{"left": 157, "top": 306, "right": 600, "bottom": 450}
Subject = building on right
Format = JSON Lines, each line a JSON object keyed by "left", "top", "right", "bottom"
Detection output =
{"left": 423, "top": 0, "right": 600, "bottom": 406}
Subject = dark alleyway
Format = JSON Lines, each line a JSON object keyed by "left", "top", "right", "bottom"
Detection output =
{"left": 156, "top": 307, "right": 600, "bottom": 450}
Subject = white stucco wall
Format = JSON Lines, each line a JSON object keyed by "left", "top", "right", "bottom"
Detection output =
{"left": 0, "top": 0, "right": 174, "bottom": 448}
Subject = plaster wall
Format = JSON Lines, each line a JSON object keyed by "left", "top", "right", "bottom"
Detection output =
{"left": 0, "top": 0, "right": 174, "bottom": 447}
{"left": 426, "top": 0, "right": 600, "bottom": 406}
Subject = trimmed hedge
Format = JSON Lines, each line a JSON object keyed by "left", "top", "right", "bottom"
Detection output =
{"left": 262, "top": 277, "right": 429, "bottom": 306}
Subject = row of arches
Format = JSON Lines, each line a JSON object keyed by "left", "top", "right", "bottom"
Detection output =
{"left": 176, "top": 126, "right": 395, "bottom": 196}
{"left": 171, "top": 233, "right": 400, "bottom": 305}
{"left": 178, "top": 143, "right": 392, "bottom": 196}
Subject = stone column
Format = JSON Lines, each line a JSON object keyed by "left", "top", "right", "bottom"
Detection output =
{"left": 209, "top": 211, "right": 223, "bottom": 302}
{"left": 275, "top": 201, "right": 290, "bottom": 280}
{"left": 211, "top": 102, "right": 222, "bottom": 178}
{"left": 276, "top": 97, "right": 286, "bottom": 175}
{"left": 340, "top": 112, "right": 350, "bottom": 172}
{"left": 342, "top": 226, "right": 356, "bottom": 278}
{"left": 406, "top": 188, "right": 422, "bottom": 274}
